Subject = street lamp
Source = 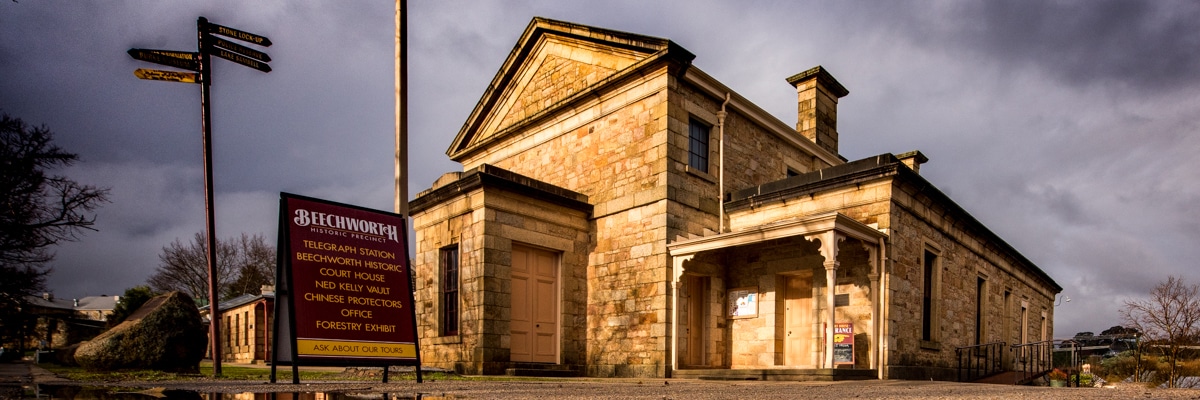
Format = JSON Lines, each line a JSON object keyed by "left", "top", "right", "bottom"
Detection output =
{"left": 1055, "top": 295, "right": 1071, "bottom": 306}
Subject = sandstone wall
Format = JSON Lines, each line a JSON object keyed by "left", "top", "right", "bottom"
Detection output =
{"left": 885, "top": 176, "right": 1056, "bottom": 380}
{"left": 412, "top": 184, "right": 590, "bottom": 375}
{"left": 452, "top": 60, "right": 675, "bottom": 376}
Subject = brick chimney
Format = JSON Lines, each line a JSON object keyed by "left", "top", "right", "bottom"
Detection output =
{"left": 786, "top": 66, "right": 848, "bottom": 155}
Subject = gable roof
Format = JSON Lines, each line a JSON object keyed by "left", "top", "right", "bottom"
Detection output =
{"left": 446, "top": 17, "right": 694, "bottom": 160}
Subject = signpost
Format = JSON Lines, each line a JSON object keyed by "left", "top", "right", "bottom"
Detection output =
{"left": 210, "top": 47, "right": 272, "bottom": 73}
{"left": 272, "top": 193, "right": 422, "bottom": 384}
{"left": 133, "top": 68, "right": 198, "bottom": 84}
{"left": 209, "top": 36, "right": 271, "bottom": 62}
{"left": 127, "top": 49, "right": 200, "bottom": 72}
{"left": 204, "top": 21, "right": 273, "bottom": 47}
{"left": 128, "top": 16, "right": 272, "bottom": 377}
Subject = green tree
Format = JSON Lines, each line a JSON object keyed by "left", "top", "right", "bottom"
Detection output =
{"left": 107, "top": 285, "right": 157, "bottom": 327}
{"left": 0, "top": 113, "right": 108, "bottom": 347}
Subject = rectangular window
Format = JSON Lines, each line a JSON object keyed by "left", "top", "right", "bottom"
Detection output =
{"left": 243, "top": 311, "right": 249, "bottom": 346}
{"left": 921, "top": 249, "right": 938, "bottom": 342}
{"left": 1040, "top": 312, "right": 1048, "bottom": 342}
{"left": 1020, "top": 304, "right": 1029, "bottom": 343}
{"left": 441, "top": 245, "right": 460, "bottom": 336}
{"left": 688, "top": 118, "right": 710, "bottom": 173}
{"left": 975, "top": 277, "right": 986, "bottom": 345}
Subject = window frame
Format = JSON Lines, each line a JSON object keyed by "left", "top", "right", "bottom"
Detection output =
{"left": 688, "top": 118, "right": 711, "bottom": 173}
{"left": 920, "top": 243, "right": 942, "bottom": 349}
{"left": 440, "top": 245, "right": 460, "bottom": 337}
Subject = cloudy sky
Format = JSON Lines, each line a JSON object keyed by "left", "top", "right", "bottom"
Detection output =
{"left": 3, "top": 1, "right": 1198, "bottom": 338}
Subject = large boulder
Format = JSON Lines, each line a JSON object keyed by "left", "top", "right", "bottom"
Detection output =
{"left": 74, "top": 291, "right": 208, "bottom": 372}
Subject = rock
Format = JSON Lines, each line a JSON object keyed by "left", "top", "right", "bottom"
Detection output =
{"left": 74, "top": 291, "right": 208, "bottom": 372}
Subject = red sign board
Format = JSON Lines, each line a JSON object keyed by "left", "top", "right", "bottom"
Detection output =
{"left": 833, "top": 322, "right": 854, "bottom": 365}
{"left": 275, "top": 193, "right": 417, "bottom": 366}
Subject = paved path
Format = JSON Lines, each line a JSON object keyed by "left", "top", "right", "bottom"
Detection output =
{"left": 3, "top": 361, "right": 1198, "bottom": 399}
{"left": 0, "top": 362, "right": 30, "bottom": 385}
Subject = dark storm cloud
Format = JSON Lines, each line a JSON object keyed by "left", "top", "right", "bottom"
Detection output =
{"left": 879, "top": 0, "right": 1200, "bottom": 94}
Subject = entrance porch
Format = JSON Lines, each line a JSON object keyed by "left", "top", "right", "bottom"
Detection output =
{"left": 668, "top": 213, "right": 887, "bottom": 379}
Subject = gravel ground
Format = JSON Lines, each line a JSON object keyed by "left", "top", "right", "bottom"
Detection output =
{"left": 7, "top": 362, "right": 1200, "bottom": 399}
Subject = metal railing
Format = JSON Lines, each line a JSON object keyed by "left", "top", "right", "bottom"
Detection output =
{"left": 956, "top": 341, "right": 1006, "bottom": 382}
{"left": 1010, "top": 340, "right": 1055, "bottom": 384}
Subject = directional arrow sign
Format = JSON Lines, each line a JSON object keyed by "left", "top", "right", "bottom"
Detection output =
{"left": 134, "top": 68, "right": 199, "bottom": 84}
{"left": 212, "top": 47, "right": 271, "bottom": 73}
{"left": 204, "top": 21, "right": 272, "bottom": 47}
{"left": 128, "top": 49, "right": 200, "bottom": 71}
{"left": 208, "top": 36, "right": 271, "bottom": 62}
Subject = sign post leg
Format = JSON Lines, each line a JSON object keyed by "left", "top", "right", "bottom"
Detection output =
{"left": 198, "top": 16, "right": 222, "bottom": 378}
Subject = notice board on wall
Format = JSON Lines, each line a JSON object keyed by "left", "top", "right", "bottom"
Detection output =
{"left": 728, "top": 287, "right": 758, "bottom": 318}
{"left": 272, "top": 193, "right": 419, "bottom": 369}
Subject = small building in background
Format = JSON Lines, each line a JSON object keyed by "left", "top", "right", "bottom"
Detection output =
{"left": 12, "top": 293, "right": 114, "bottom": 352}
{"left": 201, "top": 286, "right": 275, "bottom": 364}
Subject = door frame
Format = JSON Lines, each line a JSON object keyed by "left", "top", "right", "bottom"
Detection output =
{"left": 510, "top": 243, "right": 561, "bottom": 364}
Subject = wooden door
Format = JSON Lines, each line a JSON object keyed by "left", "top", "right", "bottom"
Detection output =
{"left": 784, "top": 273, "right": 813, "bottom": 366}
{"left": 685, "top": 275, "right": 707, "bottom": 366}
{"left": 511, "top": 245, "right": 559, "bottom": 363}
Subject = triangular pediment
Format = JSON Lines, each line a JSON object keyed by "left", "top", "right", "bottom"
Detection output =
{"left": 447, "top": 18, "right": 691, "bottom": 160}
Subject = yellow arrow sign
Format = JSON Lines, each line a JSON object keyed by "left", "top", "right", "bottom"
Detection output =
{"left": 134, "top": 68, "right": 199, "bottom": 84}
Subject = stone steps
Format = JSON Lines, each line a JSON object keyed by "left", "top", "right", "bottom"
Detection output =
{"left": 505, "top": 363, "right": 583, "bottom": 377}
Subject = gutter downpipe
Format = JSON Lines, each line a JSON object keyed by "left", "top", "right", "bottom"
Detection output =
{"left": 717, "top": 93, "right": 730, "bottom": 233}
{"left": 878, "top": 237, "right": 889, "bottom": 379}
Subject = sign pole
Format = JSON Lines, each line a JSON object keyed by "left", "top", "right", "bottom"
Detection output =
{"left": 198, "top": 16, "right": 222, "bottom": 377}
{"left": 130, "top": 17, "right": 270, "bottom": 379}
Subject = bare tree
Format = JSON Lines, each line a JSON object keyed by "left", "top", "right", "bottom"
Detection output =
{"left": 1121, "top": 276, "right": 1200, "bottom": 387}
{"left": 147, "top": 232, "right": 275, "bottom": 304}
{"left": 222, "top": 233, "right": 276, "bottom": 299}
{"left": 1, "top": 113, "right": 108, "bottom": 347}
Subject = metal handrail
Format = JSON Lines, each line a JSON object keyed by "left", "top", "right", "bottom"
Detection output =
{"left": 956, "top": 341, "right": 1006, "bottom": 382}
{"left": 1010, "top": 340, "right": 1055, "bottom": 384}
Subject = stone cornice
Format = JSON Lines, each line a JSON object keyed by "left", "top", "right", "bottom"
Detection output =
{"left": 668, "top": 212, "right": 885, "bottom": 256}
{"left": 408, "top": 164, "right": 592, "bottom": 216}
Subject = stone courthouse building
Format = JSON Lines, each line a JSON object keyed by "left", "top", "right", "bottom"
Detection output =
{"left": 408, "top": 18, "right": 1061, "bottom": 380}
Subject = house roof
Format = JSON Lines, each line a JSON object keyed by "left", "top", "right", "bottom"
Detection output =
{"left": 215, "top": 292, "right": 274, "bottom": 312}
{"left": 446, "top": 17, "right": 694, "bottom": 161}
{"left": 727, "top": 153, "right": 1062, "bottom": 293}
{"left": 24, "top": 295, "right": 74, "bottom": 311}
{"left": 75, "top": 295, "right": 118, "bottom": 311}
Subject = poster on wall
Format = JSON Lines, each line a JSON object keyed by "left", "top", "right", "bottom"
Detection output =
{"left": 272, "top": 193, "right": 420, "bottom": 372}
{"left": 833, "top": 322, "right": 854, "bottom": 365}
{"left": 728, "top": 288, "right": 758, "bottom": 318}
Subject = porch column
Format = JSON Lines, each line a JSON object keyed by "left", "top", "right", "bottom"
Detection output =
{"left": 863, "top": 242, "right": 879, "bottom": 370}
{"left": 812, "top": 231, "right": 843, "bottom": 368}
{"left": 670, "top": 254, "right": 694, "bottom": 374}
